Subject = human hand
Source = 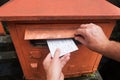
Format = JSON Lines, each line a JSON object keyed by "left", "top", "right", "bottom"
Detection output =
{"left": 75, "top": 23, "right": 109, "bottom": 52}
{"left": 43, "top": 49, "right": 70, "bottom": 80}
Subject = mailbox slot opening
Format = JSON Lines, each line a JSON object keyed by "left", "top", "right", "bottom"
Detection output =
{"left": 30, "top": 38, "right": 80, "bottom": 47}
{"left": 30, "top": 40, "right": 47, "bottom": 47}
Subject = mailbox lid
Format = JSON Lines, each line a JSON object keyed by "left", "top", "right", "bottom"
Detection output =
{"left": 25, "top": 24, "right": 79, "bottom": 40}
{"left": 0, "top": 0, "right": 120, "bottom": 21}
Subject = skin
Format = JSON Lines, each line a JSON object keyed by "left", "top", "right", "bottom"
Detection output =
{"left": 75, "top": 23, "right": 120, "bottom": 62}
{"left": 43, "top": 23, "right": 120, "bottom": 80}
{"left": 43, "top": 49, "right": 70, "bottom": 80}
{"left": 75, "top": 23, "right": 109, "bottom": 52}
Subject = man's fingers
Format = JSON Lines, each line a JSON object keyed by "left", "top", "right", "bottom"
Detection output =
{"left": 60, "top": 53, "right": 70, "bottom": 68}
{"left": 80, "top": 23, "right": 94, "bottom": 28}
{"left": 75, "top": 36, "right": 86, "bottom": 45}
{"left": 43, "top": 53, "right": 51, "bottom": 65}
{"left": 54, "top": 48, "right": 60, "bottom": 59}
{"left": 60, "top": 53, "right": 70, "bottom": 61}
{"left": 61, "top": 56, "right": 70, "bottom": 68}
{"left": 80, "top": 24, "right": 88, "bottom": 28}
{"left": 75, "top": 23, "right": 96, "bottom": 36}
{"left": 75, "top": 28, "right": 87, "bottom": 37}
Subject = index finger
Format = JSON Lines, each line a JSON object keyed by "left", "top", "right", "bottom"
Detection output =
{"left": 75, "top": 28, "right": 87, "bottom": 38}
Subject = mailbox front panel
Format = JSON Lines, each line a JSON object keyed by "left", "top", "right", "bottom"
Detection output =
{"left": 7, "top": 20, "right": 115, "bottom": 80}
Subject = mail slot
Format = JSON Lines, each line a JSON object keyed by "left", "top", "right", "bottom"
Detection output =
{"left": 30, "top": 39, "right": 80, "bottom": 48}
{"left": 0, "top": 0, "right": 120, "bottom": 80}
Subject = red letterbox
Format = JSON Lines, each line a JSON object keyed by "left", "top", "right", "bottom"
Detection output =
{"left": 0, "top": 0, "right": 120, "bottom": 80}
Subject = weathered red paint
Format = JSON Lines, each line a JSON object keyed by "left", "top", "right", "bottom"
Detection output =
{"left": 0, "top": 0, "right": 120, "bottom": 80}
{"left": 0, "top": 0, "right": 120, "bottom": 21}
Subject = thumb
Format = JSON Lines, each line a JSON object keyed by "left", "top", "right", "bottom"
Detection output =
{"left": 75, "top": 36, "right": 86, "bottom": 45}
{"left": 43, "top": 53, "right": 51, "bottom": 66}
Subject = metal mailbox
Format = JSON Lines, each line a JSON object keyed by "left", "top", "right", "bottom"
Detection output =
{"left": 0, "top": 0, "right": 120, "bottom": 80}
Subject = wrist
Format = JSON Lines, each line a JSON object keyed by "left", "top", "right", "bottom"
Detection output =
{"left": 98, "top": 40, "right": 112, "bottom": 54}
{"left": 96, "top": 40, "right": 110, "bottom": 54}
{"left": 47, "top": 75, "right": 58, "bottom": 80}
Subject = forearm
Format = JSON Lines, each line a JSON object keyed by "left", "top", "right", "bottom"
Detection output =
{"left": 99, "top": 41, "right": 120, "bottom": 62}
{"left": 46, "top": 72, "right": 64, "bottom": 80}
{"left": 47, "top": 76, "right": 58, "bottom": 80}
{"left": 47, "top": 77, "right": 56, "bottom": 80}
{"left": 47, "top": 76, "right": 63, "bottom": 80}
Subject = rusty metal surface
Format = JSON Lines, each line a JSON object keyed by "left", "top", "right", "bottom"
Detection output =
{"left": 0, "top": 0, "right": 120, "bottom": 21}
